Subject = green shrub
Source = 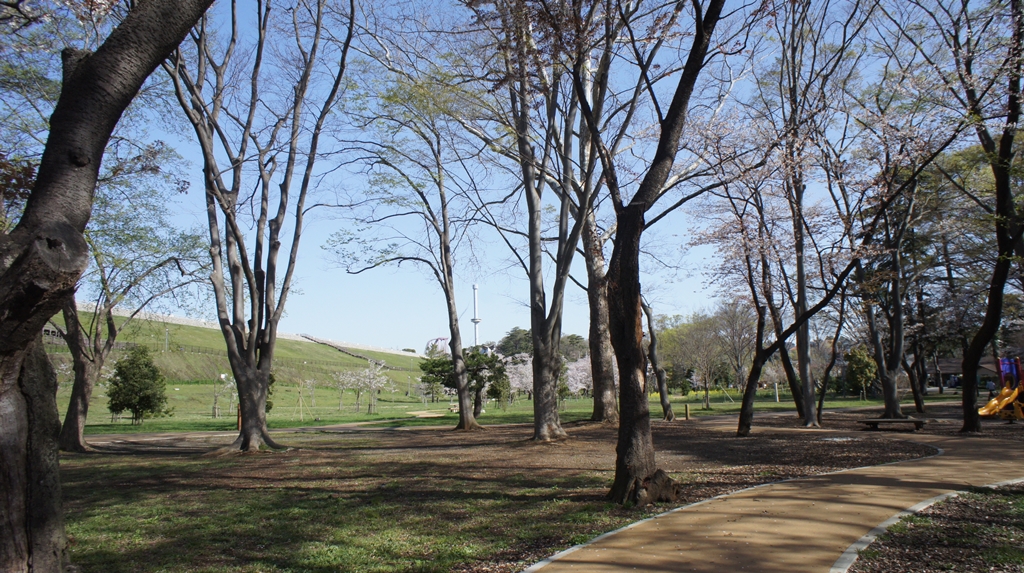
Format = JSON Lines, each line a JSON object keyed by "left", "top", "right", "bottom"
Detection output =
{"left": 108, "top": 346, "right": 168, "bottom": 424}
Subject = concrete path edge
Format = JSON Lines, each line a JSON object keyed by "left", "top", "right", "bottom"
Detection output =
{"left": 829, "top": 476, "right": 1024, "bottom": 573}
{"left": 524, "top": 443, "right": 948, "bottom": 573}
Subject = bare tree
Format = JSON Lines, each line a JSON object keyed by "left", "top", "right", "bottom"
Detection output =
{"left": 56, "top": 143, "right": 207, "bottom": 452}
{"left": 327, "top": 14, "right": 492, "bottom": 430}
{"left": 163, "top": 0, "right": 355, "bottom": 451}
{"left": 713, "top": 299, "right": 757, "bottom": 393}
{"left": 574, "top": 0, "right": 736, "bottom": 504}
{"left": 880, "top": 0, "right": 1024, "bottom": 432}
{"left": 0, "top": 1, "right": 212, "bottom": 570}
{"left": 461, "top": 0, "right": 609, "bottom": 441}
{"left": 743, "top": 0, "right": 877, "bottom": 426}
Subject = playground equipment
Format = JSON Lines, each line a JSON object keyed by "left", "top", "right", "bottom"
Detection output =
{"left": 979, "top": 357, "right": 1024, "bottom": 420}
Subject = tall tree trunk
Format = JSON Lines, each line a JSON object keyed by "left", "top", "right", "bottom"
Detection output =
{"left": 57, "top": 297, "right": 103, "bottom": 452}
{"left": 602, "top": 0, "right": 725, "bottom": 504}
{"left": 962, "top": 254, "right": 1014, "bottom": 432}
{"left": 473, "top": 387, "right": 484, "bottom": 418}
{"left": 792, "top": 187, "right": 817, "bottom": 427}
{"left": 607, "top": 207, "right": 655, "bottom": 504}
{"left": 446, "top": 289, "right": 479, "bottom": 431}
{"left": 737, "top": 306, "right": 768, "bottom": 437}
{"left": 780, "top": 351, "right": 804, "bottom": 416}
{"left": 584, "top": 214, "right": 617, "bottom": 423}
{"left": 768, "top": 303, "right": 805, "bottom": 417}
{"left": 903, "top": 355, "right": 925, "bottom": 414}
{"left": 0, "top": 338, "right": 68, "bottom": 573}
{"left": 642, "top": 301, "right": 674, "bottom": 421}
{"left": 915, "top": 353, "right": 929, "bottom": 404}
{"left": 859, "top": 259, "right": 904, "bottom": 418}
{"left": 816, "top": 295, "right": 846, "bottom": 426}
{"left": 229, "top": 367, "right": 281, "bottom": 452}
{"left": 531, "top": 336, "right": 566, "bottom": 440}
{"left": 960, "top": 0, "right": 1023, "bottom": 432}
{"left": 866, "top": 305, "right": 903, "bottom": 418}
{"left": 0, "top": 2, "right": 212, "bottom": 569}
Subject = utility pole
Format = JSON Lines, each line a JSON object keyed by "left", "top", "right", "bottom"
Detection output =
{"left": 471, "top": 284, "right": 482, "bottom": 347}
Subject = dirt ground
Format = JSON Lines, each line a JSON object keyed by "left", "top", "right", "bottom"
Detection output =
{"left": 72, "top": 403, "right": 992, "bottom": 572}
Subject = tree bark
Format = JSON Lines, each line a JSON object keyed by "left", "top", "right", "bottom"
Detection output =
{"left": 473, "top": 387, "right": 484, "bottom": 418}
{"left": 864, "top": 286, "right": 904, "bottom": 418}
{"left": 737, "top": 307, "right": 768, "bottom": 437}
{"left": 57, "top": 298, "right": 103, "bottom": 452}
{"left": 0, "top": 1, "right": 213, "bottom": 569}
{"left": 607, "top": 207, "right": 656, "bottom": 504}
{"left": 531, "top": 336, "right": 567, "bottom": 440}
{"left": 447, "top": 290, "right": 480, "bottom": 431}
{"left": 959, "top": 0, "right": 1024, "bottom": 433}
{"left": 605, "top": 0, "right": 725, "bottom": 504}
{"left": 642, "top": 301, "right": 674, "bottom": 421}
{"left": 767, "top": 302, "right": 805, "bottom": 418}
{"left": 584, "top": 214, "right": 617, "bottom": 423}
{"left": 0, "top": 338, "right": 68, "bottom": 573}
{"left": 903, "top": 355, "right": 925, "bottom": 414}
{"left": 228, "top": 366, "right": 282, "bottom": 452}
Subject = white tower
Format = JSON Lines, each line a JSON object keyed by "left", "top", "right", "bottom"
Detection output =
{"left": 471, "top": 284, "right": 482, "bottom": 346}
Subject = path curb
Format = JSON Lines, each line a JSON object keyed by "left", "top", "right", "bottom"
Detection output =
{"left": 829, "top": 476, "right": 1024, "bottom": 573}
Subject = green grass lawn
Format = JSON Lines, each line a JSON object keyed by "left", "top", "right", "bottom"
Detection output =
{"left": 65, "top": 375, "right": 960, "bottom": 435}
{"left": 59, "top": 429, "right": 655, "bottom": 573}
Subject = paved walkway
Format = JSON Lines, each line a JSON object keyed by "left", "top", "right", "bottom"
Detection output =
{"left": 528, "top": 423, "right": 1024, "bottom": 573}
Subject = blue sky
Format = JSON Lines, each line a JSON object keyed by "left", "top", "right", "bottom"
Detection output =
{"left": 148, "top": 0, "right": 723, "bottom": 353}
{"left": 167, "top": 169, "right": 717, "bottom": 352}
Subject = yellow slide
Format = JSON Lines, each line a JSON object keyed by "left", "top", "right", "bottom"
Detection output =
{"left": 979, "top": 386, "right": 1020, "bottom": 416}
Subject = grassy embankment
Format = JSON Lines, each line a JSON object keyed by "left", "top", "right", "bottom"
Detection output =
{"left": 48, "top": 311, "right": 960, "bottom": 434}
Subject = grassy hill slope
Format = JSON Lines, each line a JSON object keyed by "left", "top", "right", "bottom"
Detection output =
{"left": 45, "top": 312, "right": 421, "bottom": 387}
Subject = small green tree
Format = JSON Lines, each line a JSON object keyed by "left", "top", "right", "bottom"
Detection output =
{"left": 107, "top": 346, "right": 167, "bottom": 424}
{"left": 465, "top": 350, "right": 507, "bottom": 417}
{"left": 844, "top": 347, "right": 877, "bottom": 398}
{"left": 418, "top": 356, "right": 451, "bottom": 402}
{"left": 486, "top": 376, "right": 512, "bottom": 409}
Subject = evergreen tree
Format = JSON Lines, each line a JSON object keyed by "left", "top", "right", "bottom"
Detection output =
{"left": 107, "top": 346, "right": 167, "bottom": 425}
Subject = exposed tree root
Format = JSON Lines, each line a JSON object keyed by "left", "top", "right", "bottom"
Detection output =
{"left": 609, "top": 469, "right": 681, "bottom": 506}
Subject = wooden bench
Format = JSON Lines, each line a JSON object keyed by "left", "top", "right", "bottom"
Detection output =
{"left": 858, "top": 418, "right": 927, "bottom": 431}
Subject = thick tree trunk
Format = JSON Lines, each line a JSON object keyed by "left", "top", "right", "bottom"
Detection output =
{"left": 227, "top": 368, "right": 282, "bottom": 452}
{"left": 583, "top": 214, "right": 618, "bottom": 423}
{"left": 607, "top": 207, "right": 656, "bottom": 504}
{"left": 531, "top": 337, "right": 567, "bottom": 441}
{"left": 0, "top": 338, "right": 69, "bottom": 573}
{"left": 0, "top": 2, "right": 212, "bottom": 569}
{"left": 603, "top": 0, "right": 724, "bottom": 504}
